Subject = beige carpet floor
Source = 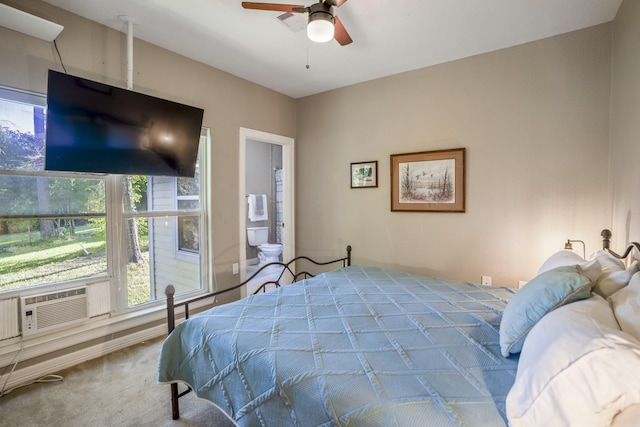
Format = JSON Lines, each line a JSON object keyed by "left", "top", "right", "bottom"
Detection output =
{"left": 0, "top": 337, "right": 236, "bottom": 427}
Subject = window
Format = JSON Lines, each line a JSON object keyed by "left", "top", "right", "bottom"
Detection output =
{"left": 177, "top": 175, "right": 200, "bottom": 254}
{"left": 0, "top": 89, "right": 108, "bottom": 293}
{"left": 0, "top": 86, "right": 209, "bottom": 311}
{"left": 128, "top": 142, "right": 207, "bottom": 307}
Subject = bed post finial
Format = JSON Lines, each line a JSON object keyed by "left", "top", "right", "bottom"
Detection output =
{"left": 165, "top": 285, "right": 176, "bottom": 335}
{"left": 346, "top": 245, "right": 352, "bottom": 266}
{"left": 601, "top": 229, "right": 612, "bottom": 250}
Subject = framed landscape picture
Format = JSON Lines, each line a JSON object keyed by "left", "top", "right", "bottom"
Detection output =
{"left": 390, "top": 148, "right": 465, "bottom": 212}
{"left": 351, "top": 161, "right": 378, "bottom": 188}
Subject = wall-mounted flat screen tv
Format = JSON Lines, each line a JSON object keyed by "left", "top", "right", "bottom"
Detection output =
{"left": 45, "top": 70, "right": 204, "bottom": 177}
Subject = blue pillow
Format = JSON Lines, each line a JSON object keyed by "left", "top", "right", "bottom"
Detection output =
{"left": 499, "top": 265, "right": 594, "bottom": 357}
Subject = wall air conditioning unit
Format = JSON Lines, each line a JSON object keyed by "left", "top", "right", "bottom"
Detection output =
{"left": 21, "top": 287, "right": 89, "bottom": 337}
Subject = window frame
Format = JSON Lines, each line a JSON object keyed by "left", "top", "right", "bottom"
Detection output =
{"left": 0, "top": 84, "right": 210, "bottom": 315}
{"left": 174, "top": 169, "right": 201, "bottom": 261}
{"left": 0, "top": 86, "right": 110, "bottom": 297}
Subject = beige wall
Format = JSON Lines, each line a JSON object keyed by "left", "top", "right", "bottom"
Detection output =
{"left": 0, "top": 0, "right": 296, "bottom": 295}
{"left": 296, "top": 24, "right": 612, "bottom": 287}
{"left": 610, "top": 0, "right": 640, "bottom": 247}
{"left": 0, "top": 1, "right": 626, "bottom": 291}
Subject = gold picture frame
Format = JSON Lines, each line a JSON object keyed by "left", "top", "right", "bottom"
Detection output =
{"left": 351, "top": 161, "right": 378, "bottom": 188}
{"left": 390, "top": 148, "right": 465, "bottom": 212}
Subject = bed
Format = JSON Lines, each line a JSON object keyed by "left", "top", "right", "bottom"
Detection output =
{"left": 158, "top": 231, "right": 640, "bottom": 426}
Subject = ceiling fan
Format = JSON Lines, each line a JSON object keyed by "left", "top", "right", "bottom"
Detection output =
{"left": 241, "top": 1, "right": 353, "bottom": 46}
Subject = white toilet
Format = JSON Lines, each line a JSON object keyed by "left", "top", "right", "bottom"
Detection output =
{"left": 247, "top": 226, "right": 283, "bottom": 264}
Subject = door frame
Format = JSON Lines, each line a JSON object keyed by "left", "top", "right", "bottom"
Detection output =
{"left": 239, "top": 127, "right": 295, "bottom": 297}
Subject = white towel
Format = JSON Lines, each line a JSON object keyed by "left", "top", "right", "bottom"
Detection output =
{"left": 248, "top": 194, "right": 268, "bottom": 221}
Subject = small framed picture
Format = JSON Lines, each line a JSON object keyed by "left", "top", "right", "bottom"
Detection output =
{"left": 390, "top": 148, "right": 465, "bottom": 212}
{"left": 350, "top": 161, "right": 378, "bottom": 188}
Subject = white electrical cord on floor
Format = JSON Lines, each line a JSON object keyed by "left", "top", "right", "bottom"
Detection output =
{"left": 0, "top": 341, "right": 63, "bottom": 398}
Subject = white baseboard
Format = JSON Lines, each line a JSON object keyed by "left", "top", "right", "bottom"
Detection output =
{"left": 0, "top": 324, "right": 166, "bottom": 393}
{"left": 0, "top": 292, "right": 213, "bottom": 395}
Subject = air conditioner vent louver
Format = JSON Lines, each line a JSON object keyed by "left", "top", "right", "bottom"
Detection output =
{"left": 21, "top": 287, "right": 88, "bottom": 336}
{"left": 23, "top": 288, "right": 86, "bottom": 305}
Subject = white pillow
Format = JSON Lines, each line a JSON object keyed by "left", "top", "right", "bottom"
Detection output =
{"left": 537, "top": 250, "right": 602, "bottom": 282}
{"left": 594, "top": 260, "right": 639, "bottom": 298}
{"left": 592, "top": 249, "right": 625, "bottom": 271}
{"left": 537, "top": 249, "right": 584, "bottom": 274}
{"left": 506, "top": 295, "right": 640, "bottom": 427}
{"left": 608, "top": 271, "right": 640, "bottom": 341}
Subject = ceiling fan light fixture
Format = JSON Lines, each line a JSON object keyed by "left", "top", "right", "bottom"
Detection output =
{"left": 307, "top": 11, "right": 334, "bottom": 43}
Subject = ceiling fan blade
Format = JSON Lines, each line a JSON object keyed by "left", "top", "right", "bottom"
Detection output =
{"left": 241, "top": 2, "right": 306, "bottom": 13}
{"left": 334, "top": 15, "right": 353, "bottom": 46}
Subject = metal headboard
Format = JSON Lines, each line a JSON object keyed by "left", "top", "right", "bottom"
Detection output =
{"left": 601, "top": 229, "right": 640, "bottom": 260}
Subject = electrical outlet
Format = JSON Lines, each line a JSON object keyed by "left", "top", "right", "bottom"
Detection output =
{"left": 481, "top": 276, "right": 492, "bottom": 286}
{"left": 232, "top": 263, "right": 239, "bottom": 275}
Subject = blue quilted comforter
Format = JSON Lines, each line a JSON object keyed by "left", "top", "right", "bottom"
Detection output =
{"left": 158, "top": 266, "right": 518, "bottom": 426}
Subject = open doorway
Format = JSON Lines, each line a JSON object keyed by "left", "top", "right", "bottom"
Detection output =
{"left": 239, "top": 128, "right": 294, "bottom": 297}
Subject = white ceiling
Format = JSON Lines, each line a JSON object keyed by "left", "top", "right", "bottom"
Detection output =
{"left": 41, "top": 0, "right": 622, "bottom": 99}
